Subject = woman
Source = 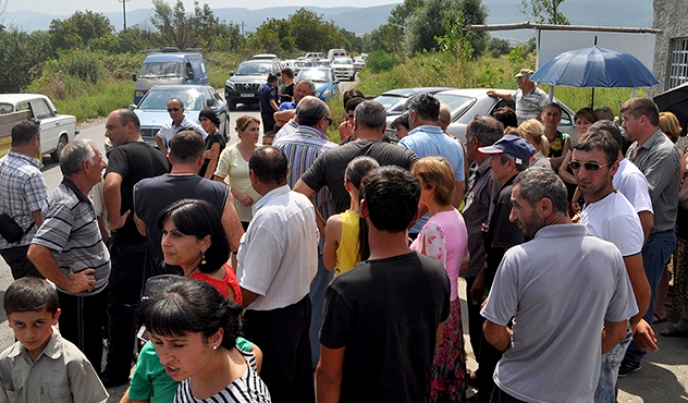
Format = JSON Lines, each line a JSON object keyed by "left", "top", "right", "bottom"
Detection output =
{"left": 214, "top": 116, "right": 262, "bottom": 230}
{"left": 492, "top": 106, "right": 518, "bottom": 130}
{"left": 139, "top": 279, "right": 271, "bottom": 402}
{"left": 518, "top": 119, "right": 551, "bottom": 168}
{"left": 410, "top": 157, "right": 469, "bottom": 403}
{"left": 198, "top": 109, "right": 226, "bottom": 179}
{"left": 574, "top": 107, "right": 598, "bottom": 137}
{"left": 542, "top": 103, "right": 570, "bottom": 170}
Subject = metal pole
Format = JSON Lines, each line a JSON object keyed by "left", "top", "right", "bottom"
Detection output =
{"left": 120, "top": 0, "right": 129, "bottom": 31}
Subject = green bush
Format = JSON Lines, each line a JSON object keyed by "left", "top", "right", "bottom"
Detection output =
{"left": 366, "top": 50, "right": 400, "bottom": 73}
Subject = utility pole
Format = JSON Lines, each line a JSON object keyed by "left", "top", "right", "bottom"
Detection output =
{"left": 119, "top": 0, "right": 129, "bottom": 31}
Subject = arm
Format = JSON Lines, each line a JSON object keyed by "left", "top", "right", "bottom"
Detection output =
{"left": 453, "top": 180, "right": 465, "bottom": 208}
{"left": 274, "top": 110, "right": 295, "bottom": 124}
{"left": 240, "top": 288, "right": 262, "bottom": 308}
{"left": 32, "top": 210, "right": 43, "bottom": 228}
{"left": 339, "top": 122, "right": 347, "bottom": 142}
{"left": 316, "top": 345, "right": 346, "bottom": 403}
{"left": 486, "top": 90, "right": 513, "bottom": 101}
{"left": 270, "top": 99, "right": 279, "bottom": 111}
{"left": 557, "top": 150, "right": 577, "bottom": 184}
{"left": 550, "top": 135, "right": 571, "bottom": 170}
{"left": 632, "top": 318, "right": 658, "bottom": 351}
{"left": 601, "top": 319, "right": 629, "bottom": 354}
{"left": 483, "top": 319, "right": 512, "bottom": 352}
{"left": 155, "top": 135, "right": 168, "bottom": 156}
{"left": 251, "top": 345, "right": 264, "bottom": 373}
{"left": 134, "top": 213, "right": 147, "bottom": 237}
{"left": 323, "top": 215, "right": 342, "bottom": 271}
{"left": 231, "top": 187, "right": 254, "bottom": 207}
{"left": 222, "top": 192, "right": 244, "bottom": 253}
{"left": 294, "top": 179, "right": 326, "bottom": 236}
{"left": 104, "top": 172, "right": 130, "bottom": 231}
{"left": 623, "top": 253, "right": 651, "bottom": 324}
{"left": 436, "top": 321, "right": 446, "bottom": 348}
{"left": 214, "top": 175, "right": 226, "bottom": 183}
{"left": 119, "top": 391, "right": 148, "bottom": 403}
{"left": 27, "top": 244, "right": 96, "bottom": 293}
{"left": 203, "top": 142, "right": 222, "bottom": 180}
{"left": 638, "top": 211, "right": 653, "bottom": 245}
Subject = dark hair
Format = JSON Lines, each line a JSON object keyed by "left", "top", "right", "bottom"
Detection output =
{"left": 345, "top": 157, "right": 379, "bottom": 262}
{"left": 249, "top": 146, "right": 288, "bottom": 185}
{"left": 467, "top": 115, "right": 504, "bottom": 146}
{"left": 499, "top": 152, "right": 528, "bottom": 172}
{"left": 263, "top": 131, "right": 276, "bottom": 139}
{"left": 118, "top": 108, "right": 141, "bottom": 131}
{"left": 492, "top": 107, "right": 518, "bottom": 129}
{"left": 281, "top": 67, "right": 294, "bottom": 79}
{"left": 620, "top": 98, "right": 660, "bottom": 126}
{"left": 198, "top": 108, "right": 220, "bottom": 127}
{"left": 589, "top": 120, "right": 624, "bottom": 153}
{"left": 138, "top": 278, "right": 242, "bottom": 350}
{"left": 595, "top": 106, "right": 615, "bottom": 121}
{"left": 156, "top": 199, "right": 230, "bottom": 273}
{"left": 267, "top": 74, "right": 277, "bottom": 84}
{"left": 574, "top": 108, "right": 598, "bottom": 125}
{"left": 392, "top": 113, "right": 409, "bottom": 130}
{"left": 408, "top": 93, "right": 440, "bottom": 122}
{"left": 169, "top": 130, "right": 206, "bottom": 163}
{"left": 513, "top": 167, "right": 568, "bottom": 215}
{"left": 571, "top": 128, "right": 619, "bottom": 166}
{"left": 11, "top": 120, "right": 40, "bottom": 147}
{"left": 296, "top": 97, "right": 329, "bottom": 127}
{"left": 362, "top": 166, "right": 420, "bottom": 233}
{"left": 542, "top": 102, "right": 562, "bottom": 115}
{"left": 4, "top": 277, "right": 59, "bottom": 315}
{"left": 342, "top": 88, "right": 365, "bottom": 108}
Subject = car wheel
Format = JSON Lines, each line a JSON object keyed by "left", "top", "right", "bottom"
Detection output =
{"left": 228, "top": 100, "right": 237, "bottom": 111}
{"left": 351, "top": 72, "right": 355, "bottom": 81}
{"left": 50, "top": 134, "right": 68, "bottom": 163}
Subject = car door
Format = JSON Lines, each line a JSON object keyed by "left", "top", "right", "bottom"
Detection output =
{"left": 206, "top": 88, "right": 230, "bottom": 139}
{"left": 29, "top": 98, "right": 61, "bottom": 153}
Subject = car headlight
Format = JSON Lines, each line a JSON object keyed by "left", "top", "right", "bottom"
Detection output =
{"left": 225, "top": 81, "right": 235, "bottom": 91}
{"left": 135, "top": 91, "right": 145, "bottom": 97}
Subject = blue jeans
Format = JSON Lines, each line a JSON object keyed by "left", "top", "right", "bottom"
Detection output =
{"left": 624, "top": 231, "right": 676, "bottom": 364}
{"left": 595, "top": 328, "right": 632, "bottom": 402}
{"left": 309, "top": 253, "right": 334, "bottom": 368}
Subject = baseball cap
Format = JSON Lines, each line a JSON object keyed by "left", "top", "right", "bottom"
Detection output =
{"left": 515, "top": 69, "right": 535, "bottom": 78}
{"left": 478, "top": 134, "right": 536, "bottom": 166}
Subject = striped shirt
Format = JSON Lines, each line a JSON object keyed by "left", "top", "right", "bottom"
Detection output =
{"left": 626, "top": 128, "right": 681, "bottom": 233}
{"left": 173, "top": 350, "right": 271, "bottom": 403}
{"left": 0, "top": 151, "right": 48, "bottom": 249}
{"left": 31, "top": 178, "right": 110, "bottom": 295}
{"left": 274, "top": 125, "right": 337, "bottom": 220}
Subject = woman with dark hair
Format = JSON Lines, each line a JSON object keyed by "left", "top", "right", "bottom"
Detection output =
{"left": 139, "top": 279, "right": 271, "bottom": 402}
{"left": 492, "top": 106, "right": 518, "bottom": 130}
{"left": 574, "top": 107, "right": 598, "bottom": 137}
{"left": 198, "top": 108, "right": 226, "bottom": 179}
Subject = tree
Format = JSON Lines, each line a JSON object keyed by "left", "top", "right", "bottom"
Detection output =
{"left": 460, "top": 0, "right": 488, "bottom": 55}
{"left": 388, "top": 0, "right": 425, "bottom": 28}
{"left": 49, "top": 10, "right": 113, "bottom": 52}
{"left": 518, "top": 0, "right": 570, "bottom": 25}
{"left": 362, "top": 24, "right": 404, "bottom": 53}
{"left": 0, "top": 29, "right": 51, "bottom": 92}
{"left": 406, "top": 0, "right": 462, "bottom": 54}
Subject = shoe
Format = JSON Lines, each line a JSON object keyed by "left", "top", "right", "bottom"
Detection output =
{"left": 653, "top": 313, "right": 668, "bottom": 324}
{"left": 618, "top": 360, "right": 641, "bottom": 378}
{"left": 660, "top": 325, "right": 688, "bottom": 337}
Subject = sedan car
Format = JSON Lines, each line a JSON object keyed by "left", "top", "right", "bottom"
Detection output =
{"left": 375, "top": 87, "right": 452, "bottom": 118}
{"left": 296, "top": 68, "right": 341, "bottom": 102}
{"left": 130, "top": 85, "right": 230, "bottom": 146}
{"left": 331, "top": 57, "right": 356, "bottom": 81}
{"left": 353, "top": 58, "right": 366, "bottom": 72}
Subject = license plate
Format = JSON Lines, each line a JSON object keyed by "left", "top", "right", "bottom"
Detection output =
{"left": 240, "top": 94, "right": 254, "bottom": 98}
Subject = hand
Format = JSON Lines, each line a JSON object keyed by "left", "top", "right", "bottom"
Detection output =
{"left": 204, "top": 148, "right": 219, "bottom": 160}
{"left": 470, "top": 270, "right": 486, "bottom": 304}
{"left": 459, "top": 260, "right": 470, "bottom": 275}
{"left": 109, "top": 209, "right": 131, "bottom": 231}
{"left": 67, "top": 268, "right": 97, "bottom": 293}
{"left": 486, "top": 90, "right": 496, "bottom": 98}
{"left": 633, "top": 319, "right": 659, "bottom": 351}
{"left": 239, "top": 194, "right": 254, "bottom": 207}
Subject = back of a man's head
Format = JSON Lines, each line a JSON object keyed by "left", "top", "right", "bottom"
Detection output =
{"left": 296, "top": 97, "right": 329, "bottom": 127}
{"left": 589, "top": 120, "right": 624, "bottom": 154}
{"left": 408, "top": 93, "right": 440, "bottom": 122}
{"left": 169, "top": 130, "right": 206, "bottom": 163}
{"left": 11, "top": 120, "right": 40, "bottom": 147}
{"left": 118, "top": 108, "right": 141, "bottom": 132}
{"left": 249, "top": 146, "right": 288, "bottom": 186}
{"left": 468, "top": 115, "right": 504, "bottom": 146}
{"left": 362, "top": 166, "right": 420, "bottom": 233}
{"left": 355, "top": 100, "right": 386, "bottom": 130}
{"left": 345, "top": 97, "right": 366, "bottom": 113}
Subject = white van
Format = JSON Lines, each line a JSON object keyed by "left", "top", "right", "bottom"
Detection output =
{"left": 327, "top": 49, "right": 347, "bottom": 61}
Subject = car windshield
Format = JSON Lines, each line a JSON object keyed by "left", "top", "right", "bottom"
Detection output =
{"left": 298, "top": 70, "right": 330, "bottom": 83}
{"left": 0, "top": 103, "right": 13, "bottom": 114}
{"left": 374, "top": 95, "right": 406, "bottom": 112}
{"left": 139, "top": 62, "right": 183, "bottom": 77}
{"left": 433, "top": 94, "right": 476, "bottom": 121}
{"left": 138, "top": 89, "right": 205, "bottom": 111}
{"left": 236, "top": 63, "right": 272, "bottom": 75}
{"left": 333, "top": 59, "right": 352, "bottom": 65}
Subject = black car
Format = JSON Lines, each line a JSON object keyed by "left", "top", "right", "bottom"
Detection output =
{"left": 225, "top": 59, "right": 282, "bottom": 110}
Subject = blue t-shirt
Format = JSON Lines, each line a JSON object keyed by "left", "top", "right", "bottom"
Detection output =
{"left": 279, "top": 100, "right": 297, "bottom": 111}
{"left": 259, "top": 84, "right": 278, "bottom": 112}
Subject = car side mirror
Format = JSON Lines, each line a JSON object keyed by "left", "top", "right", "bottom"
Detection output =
{"left": 132, "top": 73, "right": 137, "bottom": 82}
{"left": 229, "top": 71, "right": 235, "bottom": 77}
{"left": 128, "top": 104, "right": 137, "bottom": 110}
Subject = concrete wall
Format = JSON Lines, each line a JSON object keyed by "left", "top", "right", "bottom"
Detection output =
{"left": 651, "top": 0, "right": 688, "bottom": 96}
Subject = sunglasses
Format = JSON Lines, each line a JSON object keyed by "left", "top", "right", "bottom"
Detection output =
{"left": 167, "top": 107, "right": 181, "bottom": 112}
{"left": 324, "top": 117, "right": 333, "bottom": 125}
{"left": 568, "top": 160, "right": 614, "bottom": 171}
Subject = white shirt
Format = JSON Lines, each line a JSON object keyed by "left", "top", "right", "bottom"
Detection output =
{"left": 580, "top": 190, "right": 644, "bottom": 257}
{"left": 237, "top": 185, "right": 319, "bottom": 311}
{"left": 529, "top": 151, "right": 551, "bottom": 169}
{"left": 613, "top": 158, "right": 653, "bottom": 215}
{"left": 156, "top": 116, "right": 208, "bottom": 148}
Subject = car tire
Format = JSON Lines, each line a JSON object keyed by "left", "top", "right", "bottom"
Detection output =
{"left": 50, "top": 134, "right": 68, "bottom": 163}
{"left": 351, "top": 72, "right": 355, "bottom": 81}
{"left": 228, "top": 100, "right": 237, "bottom": 111}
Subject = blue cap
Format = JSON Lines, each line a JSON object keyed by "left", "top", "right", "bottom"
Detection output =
{"left": 478, "top": 134, "right": 536, "bottom": 166}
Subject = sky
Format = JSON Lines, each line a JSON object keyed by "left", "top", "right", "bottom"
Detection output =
{"left": 3, "top": 0, "right": 401, "bottom": 15}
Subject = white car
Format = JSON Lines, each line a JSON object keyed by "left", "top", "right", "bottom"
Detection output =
{"left": 353, "top": 58, "right": 366, "bottom": 72}
{"left": 331, "top": 58, "right": 356, "bottom": 81}
{"left": 0, "top": 94, "right": 78, "bottom": 162}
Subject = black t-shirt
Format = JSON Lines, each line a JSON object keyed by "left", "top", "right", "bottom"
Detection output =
{"left": 199, "top": 132, "right": 226, "bottom": 178}
{"left": 320, "top": 252, "right": 450, "bottom": 403}
{"left": 134, "top": 174, "right": 228, "bottom": 277}
{"left": 105, "top": 142, "right": 170, "bottom": 246}
{"left": 300, "top": 140, "right": 419, "bottom": 213}
{"left": 279, "top": 83, "right": 294, "bottom": 104}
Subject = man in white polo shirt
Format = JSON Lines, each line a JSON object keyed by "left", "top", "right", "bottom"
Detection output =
{"left": 155, "top": 98, "right": 207, "bottom": 155}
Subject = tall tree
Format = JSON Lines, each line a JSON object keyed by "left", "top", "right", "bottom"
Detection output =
{"left": 49, "top": 10, "right": 113, "bottom": 51}
{"left": 0, "top": 29, "right": 50, "bottom": 92}
{"left": 518, "top": 0, "right": 570, "bottom": 25}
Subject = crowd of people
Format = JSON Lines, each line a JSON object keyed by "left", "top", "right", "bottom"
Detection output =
{"left": 0, "top": 66, "right": 686, "bottom": 403}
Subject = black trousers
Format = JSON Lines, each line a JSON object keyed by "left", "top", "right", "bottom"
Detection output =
{"left": 103, "top": 243, "right": 146, "bottom": 382}
{"left": 58, "top": 289, "right": 108, "bottom": 375}
{"left": 478, "top": 327, "right": 503, "bottom": 400}
{"left": 464, "top": 275, "right": 482, "bottom": 359}
{"left": 0, "top": 245, "right": 44, "bottom": 279}
{"left": 243, "top": 295, "right": 315, "bottom": 403}
{"left": 261, "top": 112, "right": 277, "bottom": 134}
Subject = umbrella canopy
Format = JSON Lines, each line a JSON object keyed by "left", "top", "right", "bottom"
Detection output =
{"left": 530, "top": 46, "right": 659, "bottom": 88}
{"left": 654, "top": 82, "right": 688, "bottom": 136}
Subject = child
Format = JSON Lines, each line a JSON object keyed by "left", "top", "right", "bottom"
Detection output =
{"left": 262, "top": 130, "right": 275, "bottom": 146}
{"left": 0, "top": 277, "right": 108, "bottom": 403}
{"left": 323, "top": 156, "right": 379, "bottom": 275}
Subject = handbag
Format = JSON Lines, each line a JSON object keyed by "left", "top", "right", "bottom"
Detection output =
{"left": 0, "top": 214, "right": 34, "bottom": 243}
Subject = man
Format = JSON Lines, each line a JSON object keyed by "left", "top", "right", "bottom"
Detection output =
{"left": 0, "top": 121, "right": 48, "bottom": 279}
{"left": 482, "top": 167, "right": 637, "bottom": 403}
{"left": 275, "top": 79, "right": 316, "bottom": 138}
{"left": 237, "top": 146, "right": 318, "bottom": 403}
{"left": 259, "top": 74, "right": 280, "bottom": 133}
{"left": 398, "top": 93, "right": 466, "bottom": 237}
{"left": 571, "top": 129, "right": 655, "bottom": 402}
{"left": 279, "top": 67, "right": 295, "bottom": 104}
{"left": 317, "top": 166, "right": 450, "bottom": 403}
{"left": 620, "top": 98, "right": 681, "bottom": 377}
{"left": 134, "top": 130, "right": 243, "bottom": 278}
{"left": 472, "top": 134, "right": 534, "bottom": 402}
{"left": 155, "top": 98, "right": 207, "bottom": 155}
{"left": 487, "top": 69, "right": 549, "bottom": 124}
{"left": 27, "top": 139, "right": 110, "bottom": 375}
{"left": 102, "top": 108, "right": 171, "bottom": 387}
{"left": 274, "top": 96, "right": 338, "bottom": 368}
{"left": 295, "top": 100, "right": 418, "bottom": 217}
{"left": 461, "top": 115, "right": 503, "bottom": 378}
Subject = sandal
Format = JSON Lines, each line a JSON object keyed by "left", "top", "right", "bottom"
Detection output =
{"left": 660, "top": 325, "right": 688, "bottom": 337}
{"left": 654, "top": 313, "right": 668, "bottom": 324}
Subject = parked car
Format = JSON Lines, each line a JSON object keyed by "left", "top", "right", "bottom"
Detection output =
{"left": 293, "top": 60, "right": 315, "bottom": 75}
{"left": 353, "top": 57, "right": 366, "bottom": 72}
{"left": 314, "top": 59, "right": 331, "bottom": 68}
{"left": 130, "top": 85, "right": 230, "bottom": 147}
{"left": 0, "top": 94, "right": 78, "bottom": 162}
{"left": 304, "top": 52, "right": 324, "bottom": 60}
{"left": 296, "top": 68, "right": 341, "bottom": 102}
{"left": 375, "top": 87, "right": 452, "bottom": 118}
{"left": 132, "top": 48, "right": 208, "bottom": 104}
{"left": 331, "top": 57, "right": 356, "bottom": 81}
{"left": 225, "top": 59, "right": 283, "bottom": 110}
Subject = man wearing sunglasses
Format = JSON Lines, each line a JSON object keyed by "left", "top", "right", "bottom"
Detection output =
{"left": 571, "top": 129, "right": 655, "bottom": 402}
{"left": 155, "top": 98, "right": 207, "bottom": 156}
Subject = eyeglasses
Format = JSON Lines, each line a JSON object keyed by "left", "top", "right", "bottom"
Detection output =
{"left": 568, "top": 160, "right": 614, "bottom": 171}
{"left": 324, "top": 117, "right": 333, "bottom": 125}
{"left": 167, "top": 107, "right": 181, "bottom": 112}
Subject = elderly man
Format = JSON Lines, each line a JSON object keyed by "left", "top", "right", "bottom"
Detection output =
{"left": 27, "top": 139, "right": 110, "bottom": 375}
{"left": 0, "top": 120, "right": 48, "bottom": 279}
{"left": 274, "top": 79, "right": 316, "bottom": 138}
{"left": 482, "top": 168, "right": 637, "bottom": 403}
{"left": 238, "top": 146, "right": 319, "bottom": 403}
{"left": 487, "top": 69, "right": 549, "bottom": 124}
{"left": 155, "top": 98, "right": 207, "bottom": 155}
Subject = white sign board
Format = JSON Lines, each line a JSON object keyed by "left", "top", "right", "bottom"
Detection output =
{"left": 537, "top": 30, "right": 656, "bottom": 70}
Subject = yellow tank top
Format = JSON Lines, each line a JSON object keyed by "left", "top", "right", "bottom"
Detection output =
{"left": 335, "top": 210, "right": 361, "bottom": 276}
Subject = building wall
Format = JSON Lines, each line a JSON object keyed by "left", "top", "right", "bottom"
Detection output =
{"left": 651, "top": 0, "right": 688, "bottom": 96}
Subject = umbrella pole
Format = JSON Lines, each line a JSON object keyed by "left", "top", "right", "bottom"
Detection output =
{"left": 632, "top": 88, "right": 638, "bottom": 98}
{"left": 549, "top": 86, "right": 554, "bottom": 102}
{"left": 591, "top": 88, "right": 595, "bottom": 108}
